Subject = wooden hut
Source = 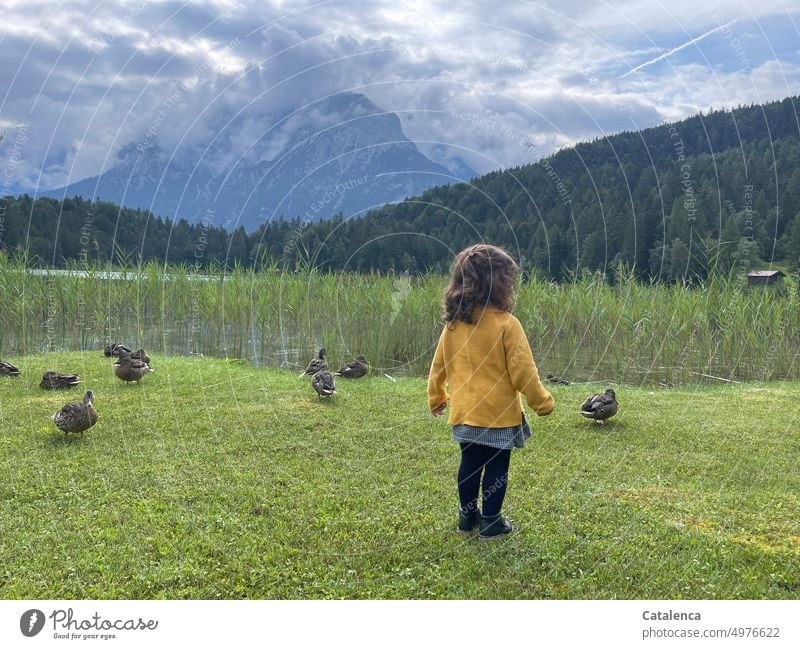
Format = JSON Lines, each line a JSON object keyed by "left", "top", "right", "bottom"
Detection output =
{"left": 747, "top": 270, "right": 786, "bottom": 286}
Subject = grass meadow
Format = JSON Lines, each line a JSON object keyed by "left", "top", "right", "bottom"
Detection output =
{"left": 1, "top": 352, "right": 798, "bottom": 599}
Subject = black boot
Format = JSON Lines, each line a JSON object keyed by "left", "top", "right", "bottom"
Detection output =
{"left": 457, "top": 509, "right": 481, "bottom": 534}
{"left": 479, "top": 513, "right": 513, "bottom": 541}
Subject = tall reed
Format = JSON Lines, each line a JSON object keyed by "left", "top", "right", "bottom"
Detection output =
{"left": 0, "top": 254, "right": 797, "bottom": 384}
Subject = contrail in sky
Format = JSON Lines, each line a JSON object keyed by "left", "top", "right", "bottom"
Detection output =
{"left": 621, "top": 18, "right": 738, "bottom": 77}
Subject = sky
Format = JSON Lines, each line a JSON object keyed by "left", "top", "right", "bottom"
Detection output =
{"left": 0, "top": 0, "right": 798, "bottom": 190}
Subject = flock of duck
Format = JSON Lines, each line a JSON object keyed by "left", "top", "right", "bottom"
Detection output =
{"left": 299, "top": 348, "right": 369, "bottom": 399}
{"left": 0, "top": 343, "right": 153, "bottom": 439}
{"left": 0, "top": 349, "right": 617, "bottom": 440}
{"left": 0, "top": 346, "right": 371, "bottom": 440}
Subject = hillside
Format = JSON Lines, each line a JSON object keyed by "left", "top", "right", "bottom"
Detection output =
{"left": 287, "top": 95, "right": 800, "bottom": 278}
{"left": 2, "top": 96, "right": 799, "bottom": 279}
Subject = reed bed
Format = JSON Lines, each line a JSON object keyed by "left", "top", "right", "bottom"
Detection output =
{"left": 0, "top": 256, "right": 797, "bottom": 384}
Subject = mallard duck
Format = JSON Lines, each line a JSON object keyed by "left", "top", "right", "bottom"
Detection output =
{"left": 311, "top": 369, "right": 336, "bottom": 399}
{"left": 52, "top": 390, "right": 98, "bottom": 438}
{"left": 0, "top": 360, "right": 20, "bottom": 377}
{"left": 580, "top": 389, "right": 618, "bottom": 424}
{"left": 114, "top": 356, "right": 152, "bottom": 383}
{"left": 115, "top": 349, "right": 150, "bottom": 365}
{"left": 130, "top": 349, "right": 150, "bottom": 364}
{"left": 299, "top": 348, "right": 327, "bottom": 377}
{"left": 40, "top": 371, "right": 81, "bottom": 390}
{"left": 335, "top": 355, "right": 369, "bottom": 379}
{"left": 545, "top": 374, "right": 570, "bottom": 385}
{"left": 104, "top": 343, "right": 132, "bottom": 357}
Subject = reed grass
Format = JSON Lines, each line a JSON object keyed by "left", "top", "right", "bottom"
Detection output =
{"left": 0, "top": 254, "right": 797, "bottom": 384}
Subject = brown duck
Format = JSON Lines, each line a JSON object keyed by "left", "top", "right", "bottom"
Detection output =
{"left": 300, "top": 348, "right": 327, "bottom": 377}
{"left": 335, "top": 355, "right": 369, "bottom": 379}
{"left": 40, "top": 371, "right": 81, "bottom": 390}
{"left": 114, "top": 350, "right": 151, "bottom": 366}
{"left": 580, "top": 389, "right": 618, "bottom": 424}
{"left": 311, "top": 369, "right": 336, "bottom": 399}
{"left": 114, "top": 356, "right": 153, "bottom": 383}
{"left": 104, "top": 343, "right": 132, "bottom": 357}
{"left": 0, "top": 360, "right": 20, "bottom": 377}
{"left": 129, "top": 349, "right": 151, "bottom": 364}
{"left": 52, "top": 390, "right": 98, "bottom": 438}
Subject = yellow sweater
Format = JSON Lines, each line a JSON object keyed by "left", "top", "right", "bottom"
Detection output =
{"left": 427, "top": 307, "right": 554, "bottom": 427}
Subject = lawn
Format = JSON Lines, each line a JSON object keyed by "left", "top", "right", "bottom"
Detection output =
{"left": 0, "top": 352, "right": 798, "bottom": 599}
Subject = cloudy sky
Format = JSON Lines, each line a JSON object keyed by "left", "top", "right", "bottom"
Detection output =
{"left": 1, "top": 0, "right": 798, "bottom": 190}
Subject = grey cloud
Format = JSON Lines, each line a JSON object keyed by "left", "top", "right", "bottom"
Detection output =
{"left": 0, "top": 0, "right": 796, "bottom": 191}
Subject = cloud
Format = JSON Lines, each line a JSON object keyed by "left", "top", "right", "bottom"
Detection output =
{"left": 0, "top": 0, "right": 797, "bottom": 190}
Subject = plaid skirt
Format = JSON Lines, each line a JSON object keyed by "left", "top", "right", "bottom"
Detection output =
{"left": 452, "top": 414, "right": 531, "bottom": 450}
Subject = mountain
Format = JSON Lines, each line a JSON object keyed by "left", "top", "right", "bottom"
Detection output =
{"left": 1, "top": 183, "right": 24, "bottom": 199}
{"left": 6, "top": 96, "right": 799, "bottom": 278}
{"left": 41, "top": 93, "right": 472, "bottom": 230}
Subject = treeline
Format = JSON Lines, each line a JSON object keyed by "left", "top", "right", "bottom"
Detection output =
{"left": 1, "top": 96, "right": 799, "bottom": 278}
{"left": 0, "top": 194, "right": 256, "bottom": 268}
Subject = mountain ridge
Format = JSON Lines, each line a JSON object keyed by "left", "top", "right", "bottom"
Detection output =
{"left": 39, "top": 92, "right": 473, "bottom": 230}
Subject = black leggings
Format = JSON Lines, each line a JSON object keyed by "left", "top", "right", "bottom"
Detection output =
{"left": 457, "top": 442, "right": 511, "bottom": 518}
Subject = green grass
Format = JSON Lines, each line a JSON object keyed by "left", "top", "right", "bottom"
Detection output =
{"left": 1, "top": 352, "right": 799, "bottom": 599}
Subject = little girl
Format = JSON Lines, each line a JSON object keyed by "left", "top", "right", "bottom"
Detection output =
{"left": 428, "top": 244, "right": 554, "bottom": 540}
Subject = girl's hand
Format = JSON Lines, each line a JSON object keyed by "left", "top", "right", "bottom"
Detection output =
{"left": 431, "top": 402, "right": 447, "bottom": 417}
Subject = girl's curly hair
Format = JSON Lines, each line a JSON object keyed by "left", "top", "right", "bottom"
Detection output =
{"left": 444, "top": 244, "right": 519, "bottom": 324}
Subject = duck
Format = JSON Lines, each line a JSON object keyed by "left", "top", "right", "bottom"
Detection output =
{"left": 52, "top": 390, "right": 98, "bottom": 438}
{"left": 115, "top": 349, "right": 150, "bottom": 364}
{"left": 114, "top": 355, "right": 153, "bottom": 383}
{"left": 104, "top": 343, "right": 132, "bottom": 357}
{"left": 335, "top": 355, "right": 369, "bottom": 379}
{"left": 39, "top": 371, "right": 81, "bottom": 390}
{"left": 131, "top": 349, "right": 150, "bottom": 364}
{"left": 0, "top": 360, "right": 21, "bottom": 377}
{"left": 580, "top": 388, "right": 618, "bottom": 424}
{"left": 299, "top": 348, "right": 327, "bottom": 377}
{"left": 311, "top": 369, "right": 336, "bottom": 399}
{"left": 545, "top": 374, "right": 570, "bottom": 385}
